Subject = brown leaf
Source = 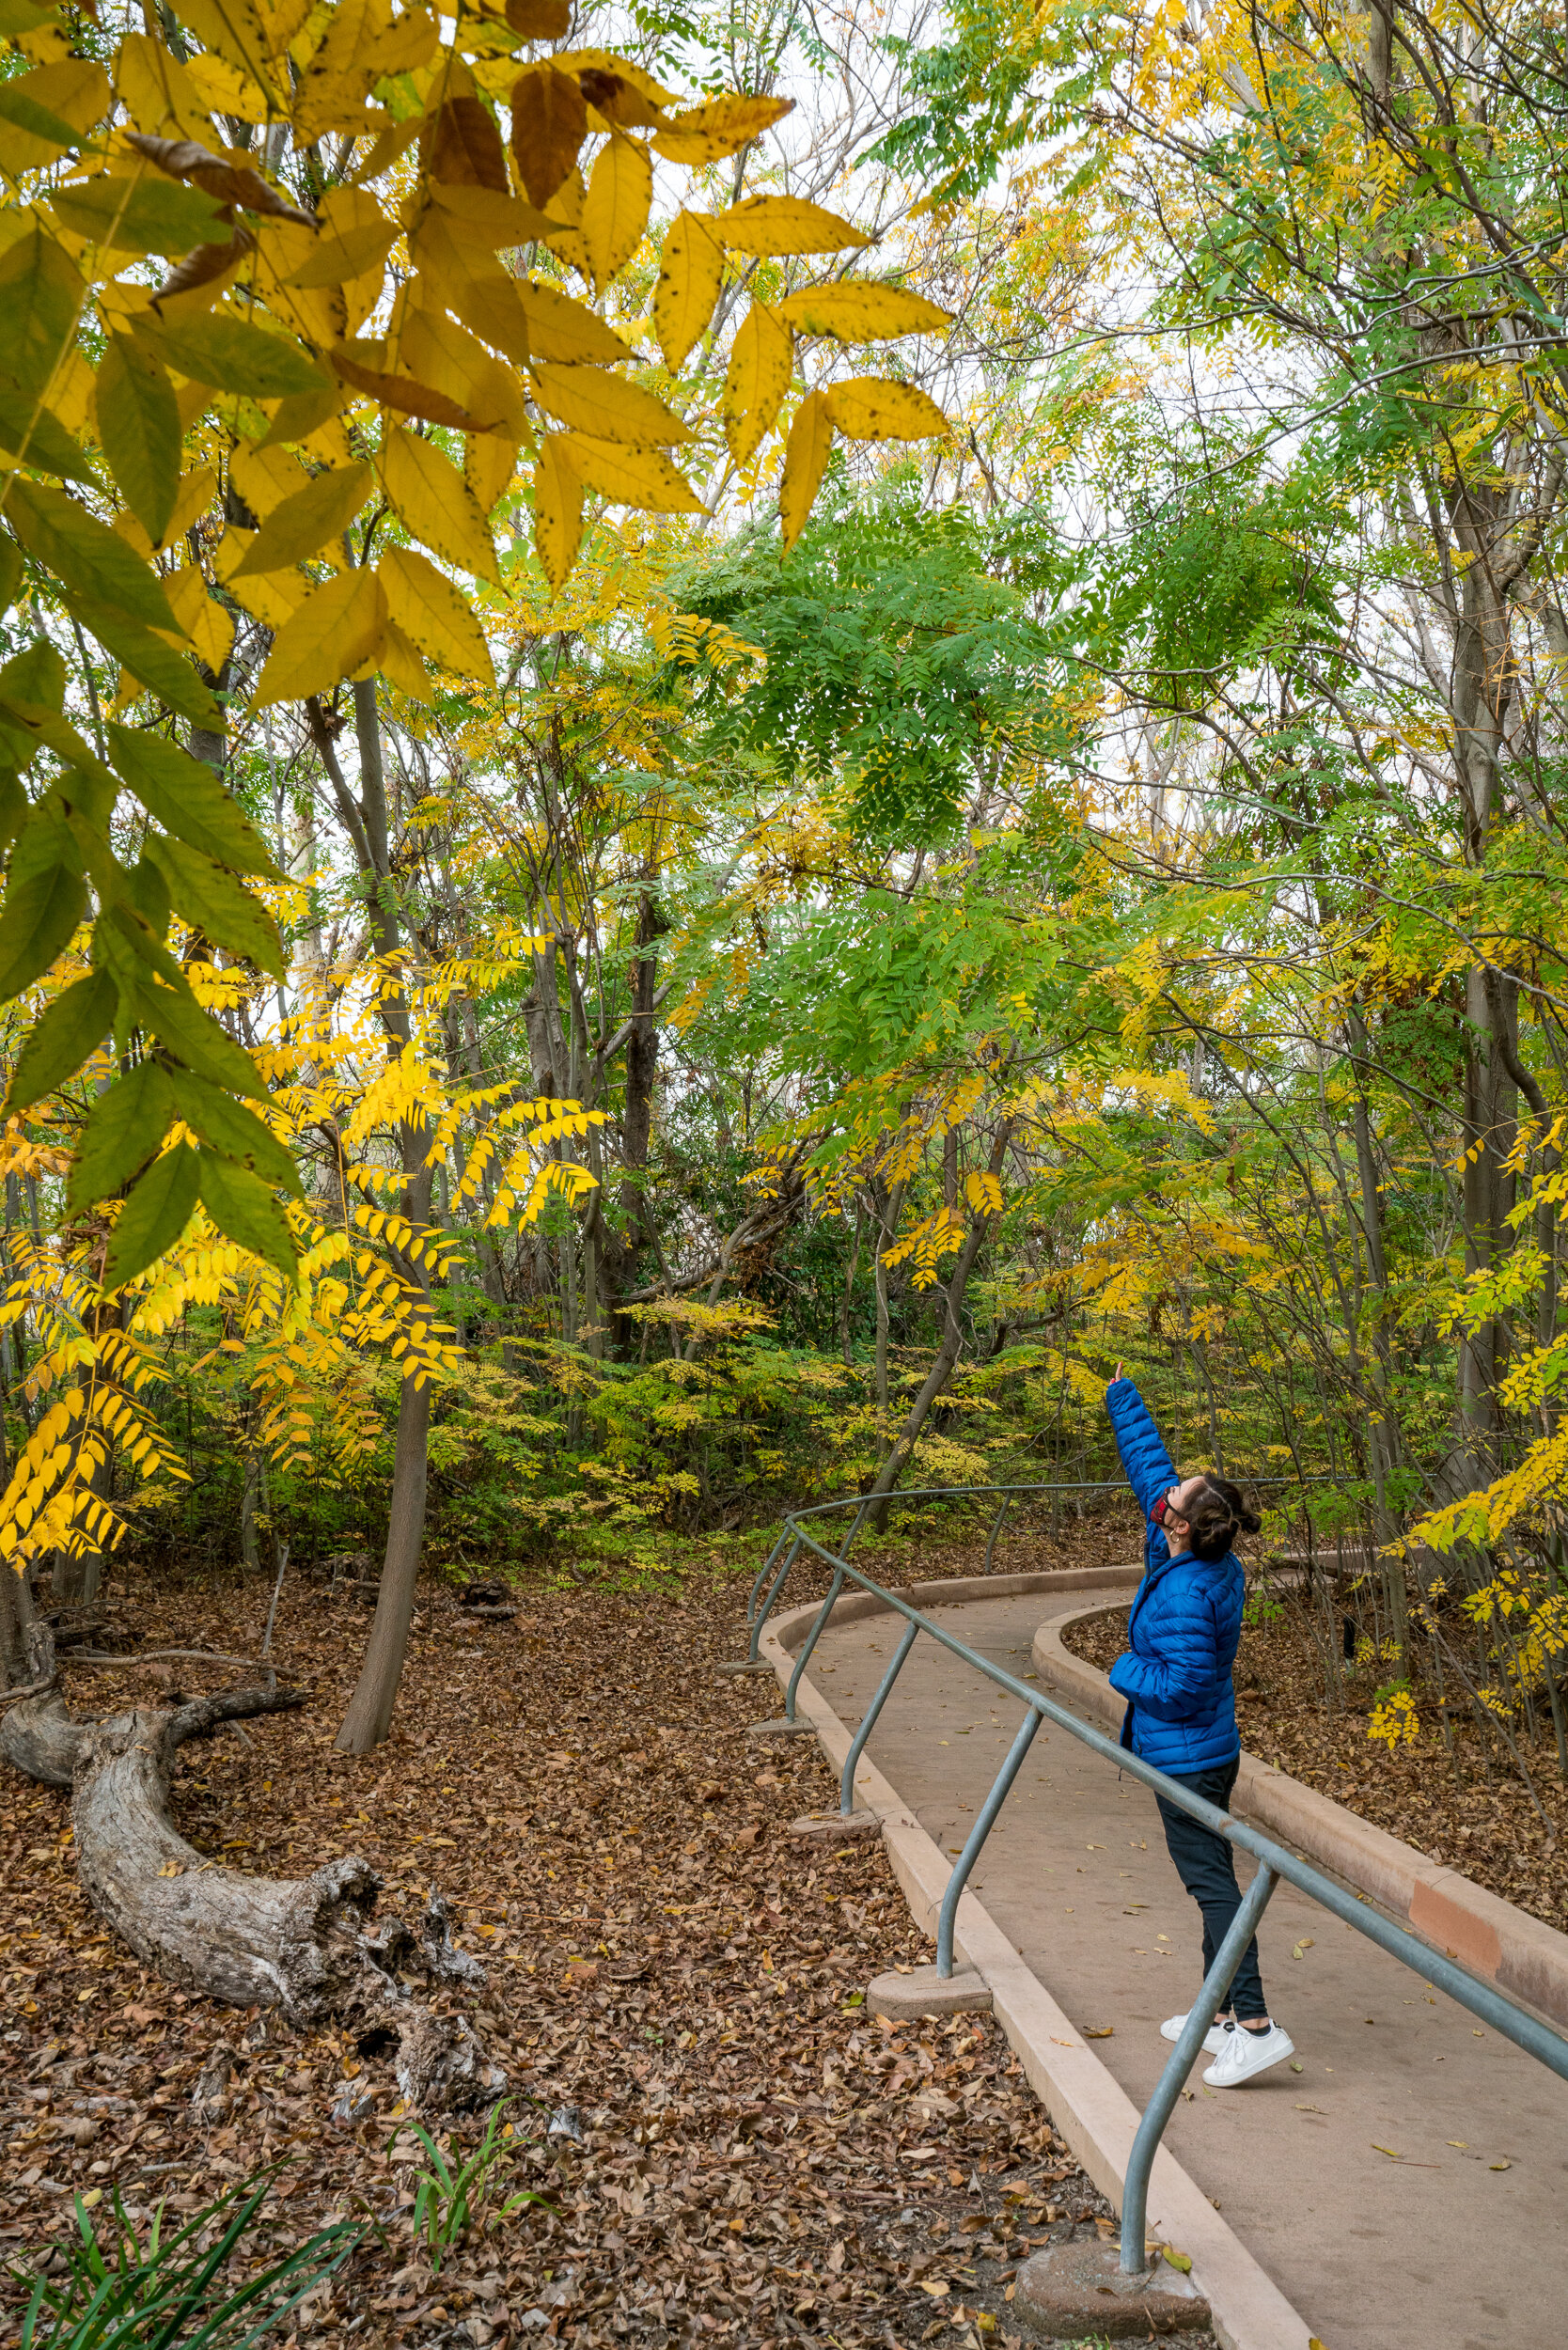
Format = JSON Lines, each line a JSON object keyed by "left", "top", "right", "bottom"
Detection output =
{"left": 576, "top": 69, "right": 665, "bottom": 130}
{"left": 506, "top": 0, "right": 572, "bottom": 31}
{"left": 427, "top": 97, "right": 510, "bottom": 192}
{"left": 156, "top": 226, "right": 255, "bottom": 304}
{"left": 510, "top": 63, "right": 587, "bottom": 208}
{"left": 327, "top": 343, "right": 485, "bottom": 430}
{"left": 126, "top": 133, "right": 317, "bottom": 227}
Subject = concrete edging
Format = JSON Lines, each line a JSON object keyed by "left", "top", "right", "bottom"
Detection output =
{"left": 758, "top": 1585, "right": 1313, "bottom": 2350}
{"left": 1032, "top": 1584, "right": 1568, "bottom": 2032}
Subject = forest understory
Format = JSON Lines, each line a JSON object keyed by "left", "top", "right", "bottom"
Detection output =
{"left": 1064, "top": 1603, "right": 1568, "bottom": 1930}
{"left": 1, "top": 1532, "right": 1223, "bottom": 2350}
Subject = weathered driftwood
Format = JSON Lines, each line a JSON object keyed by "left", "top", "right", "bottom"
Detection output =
{"left": 2, "top": 1670, "right": 504, "bottom": 2113}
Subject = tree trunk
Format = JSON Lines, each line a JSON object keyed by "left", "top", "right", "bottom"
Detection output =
{"left": 5, "top": 1674, "right": 503, "bottom": 2112}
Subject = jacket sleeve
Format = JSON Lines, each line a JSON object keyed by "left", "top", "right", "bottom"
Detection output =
{"left": 1107, "top": 1595, "right": 1222, "bottom": 1722}
{"left": 1105, "top": 1378, "right": 1178, "bottom": 1519}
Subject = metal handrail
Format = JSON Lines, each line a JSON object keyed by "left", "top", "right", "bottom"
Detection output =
{"left": 744, "top": 1480, "right": 1568, "bottom": 2280}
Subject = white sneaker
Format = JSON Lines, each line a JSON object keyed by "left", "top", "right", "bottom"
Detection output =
{"left": 1160, "top": 2013, "right": 1229, "bottom": 2056}
{"left": 1202, "top": 2021, "right": 1294, "bottom": 2088}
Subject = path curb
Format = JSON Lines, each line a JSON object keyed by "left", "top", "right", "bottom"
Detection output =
{"left": 758, "top": 1586, "right": 1314, "bottom": 2350}
{"left": 1031, "top": 1584, "right": 1568, "bottom": 2032}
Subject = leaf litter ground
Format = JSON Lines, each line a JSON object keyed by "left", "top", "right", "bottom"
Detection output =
{"left": 1, "top": 1515, "right": 1216, "bottom": 2350}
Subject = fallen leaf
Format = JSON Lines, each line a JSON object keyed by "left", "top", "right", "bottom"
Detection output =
{"left": 1162, "top": 2247, "right": 1192, "bottom": 2273}
{"left": 1490, "top": 2159, "right": 1512, "bottom": 2170}
{"left": 1292, "top": 1937, "right": 1314, "bottom": 1958}
{"left": 1083, "top": 2026, "right": 1114, "bottom": 2039}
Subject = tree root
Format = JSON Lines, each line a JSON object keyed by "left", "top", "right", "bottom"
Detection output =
{"left": 3, "top": 1672, "right": 506, "bottom": 2116}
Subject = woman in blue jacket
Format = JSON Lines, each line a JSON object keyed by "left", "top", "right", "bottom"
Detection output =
{"left": 1105, "top": 1369, "right": 1294, "bottom": 2088}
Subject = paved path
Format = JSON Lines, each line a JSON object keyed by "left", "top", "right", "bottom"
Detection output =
{"left": 807, "top": 1591, "right": 1568, "bottom": 2350}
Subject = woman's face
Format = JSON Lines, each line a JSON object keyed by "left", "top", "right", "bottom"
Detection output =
{"left": 1159, "top": 1475, "right": 1209, "bottom": 1556}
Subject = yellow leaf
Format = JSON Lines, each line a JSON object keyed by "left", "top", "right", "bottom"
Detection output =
{"left": 516, "top": 276, "right": 627, "bottom": 364}
{"left": 284, "top": 189, "right": 399, "bottom": 290}
{"left": 467, "top": 432, "right": 520, "bottom": 511}
{"left": 397, "top": 299, "right": 527, "bottom": 438}
{"left": 378, "top": 544, "right": 496, "bottom": 683}
{"left": 532, "top": 435, "right": 582, "bottom": 594}
{"left": 378, "top": 617, "right": 430, "bottom": 700}
{"left": 559, "top": 435, "right": 706, "bottom": 514}
{"left": 651, "top": 92, "right": 793, "bottom": 164}
{"left": 823, "top": 377, "right": 948, "bottom": 441}
{"left": 776, "top": 283, "right": 951, "bottom": 340}
{"left": 252, "top": 569, "right": 388, "bottom": 707}
{"left": 230, "top": 441, "right": 309, "bottom": 519}
{"left": 175, "top": 0, "right": 282, "bottom": 109}
{"left": 403, "top": 213, "right": 532, "bottom": 368}
{"left": 164, "top": 569, "right": 235, "bottom": 673}
{"left": 582, "top": 133, "right": 651, "bottom": 294}
{"left": 424, "top": 181, "right": 560, "bottom": 249}
{"left": 1, "top": 59, "right": 112, "bottom": 166}
{"left": 550, "top": 50, "right": 680, "bottom": 106}
{"left": 230, "top": 460, "right": 370, "bottom": 575}
{"left": 292, "top": 0, "right": 386, "bottom": 135}
{"left": 529, "top": 363, "right": 690, "bottom": 446}
{"left": 779, "top": 388, "right": 833, "bottom": 552}
{"left": 214, "top": 530, "right": 307, "bottom": 629}
{"left": 510, "top": 63, "right": 587, "bottom": 208}
{"left": 653, "top": 210, "right": 723, "bottom": 375}
{"left": 116, "top": 34, "right": 213, "bottom": 146}
{"left": 254, "top": 219, "right": 348, "bottom": 346}
{"left": 723, "top": 300, "right": 792, "bottom": 467}
{"left": 537, "top": 165, "right": 588, "bottom": 279}
{"left": 381, "top": 428, "right": 500, "bottom": 581}
{"left": 182, "top": 52, "right": 270, "bottom": 122}
{"left": 1161, "top": 2248, "right": 1193, "bottom": 2275}
{"left": 717, "top": 195, "right": 871, "bottom": 257}
{"left": 964, "top": 1169, "right": 1003, "bottom": 1214}
{"left": 329, "top": 338, "right": 490, "bottom": 431}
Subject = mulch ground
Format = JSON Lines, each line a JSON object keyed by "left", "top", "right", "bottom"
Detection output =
{"left": 1, "top": 1512, "right": 1215, "bottom": 2350}
{"left": 1065, "top": 1596, "right": 1568, "bottom": 1931}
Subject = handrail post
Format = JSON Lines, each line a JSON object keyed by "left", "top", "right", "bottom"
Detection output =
{"left": 746, "top": 1528, "right": 790, "bottom": 1629}
{"left": 1119, "top": 1859, "right": 1278, "bottom": 2273}
{"left": 983, "top": 1494, "right": 1011, "bottom": 1574}
{"left": 839, "top": 1618, "right": 919, "bottom": 1813}
{"left": 747, "top": 1532, "right": 800, "bottom": 1661}
{"left": 935, "top": 1706, "right": 1043, "bottom": 1976}
{"left": 785, "top": 1566, "right": 844, "bottom": 1721}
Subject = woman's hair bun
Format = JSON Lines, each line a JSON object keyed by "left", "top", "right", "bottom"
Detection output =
{"left": 1185, "top": 1473, "right": 1260, "bottom": 1560}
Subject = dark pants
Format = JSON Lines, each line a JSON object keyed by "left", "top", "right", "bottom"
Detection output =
{"left": 1153, "top": 1757, "right": 1268, "bottom": 2022}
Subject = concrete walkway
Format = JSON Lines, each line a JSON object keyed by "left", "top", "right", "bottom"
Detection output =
{"left": 806, "top": 1591, "right": 1568, "bottom": 2350}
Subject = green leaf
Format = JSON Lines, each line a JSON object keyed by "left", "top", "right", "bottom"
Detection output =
{"left": 49, "top": 175, "right": 228, "bottom": 257}
{"left": 132, "top": 975, "right": 267, "bottom": 1100}
{"left": 7, "top": 968, "right": 117, "bottom": 1112}
{"left": 96, "top": 336, "right": 180, "bottom": 543}
{"left": 142, "top": 833, "right": 285, "bottom": 979}
{"left": 66, "top": 599, "right": 224, "bottom": 731}
{"left": 0, "top": 639, "right": 67, "bottom": 713}
{"left": 67, "top": 1058, "right": 175, "bottom": 1211}
{"left": 169, "top": 1068, "right": 298, "bottom": 1193}
{"left": 0, "top": 774, "right": 27, "bottom": 857}
{"left": 0, "top": 386, "right": 98, "bottom": 485}
{"left": 0, "top": 224, "right": 81, "bottom": 399}
{"left": 105, "top": 725, "right": 279, "bottom": 877}
{"left": 196, "top": 1151, "right": 297, "bottom": 1277}
{"left": 128, "top": 851, "right": 171, "bottom": 942}
{"left": 102, "top": 1140, "right": 199, "bottom": 1288}
{"left": 7, "top": 479, "right": 180, "bottom": 634}
{"left": 0, "top": 808, "right": 86, "bottom": 998}
{"left": 137, "top": 313, "right": 328, "bottom": 400}
{"left": 0, "top": 534, "right": 21, "bottom": 615}
{"left": 0, "top": 81, "right": 79, "bottom": 157}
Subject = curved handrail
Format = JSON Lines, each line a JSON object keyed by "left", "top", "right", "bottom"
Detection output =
{"left": 741, "top": 1479, "right": 1568, "bottom": 2284}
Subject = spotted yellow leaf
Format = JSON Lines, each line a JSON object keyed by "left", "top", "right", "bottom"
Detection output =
{"left": 529, "top": 363, "right": 690, "bottom": 445}
{"left": 229, "top": 460, "right": 370, "bottom": 575}
{"left": 380, "top": 429, "right": 500, "bottom": 581}
{"left": 823, "top": 377, "right": 948, "bottom": 441}
{"left": 776, "top": 283, "right": 951, "bottom": 340}
{"left": 582, "top": 133, "right": 651, "bottom": 294}
{"left": 558, "top": 435, "right": 707, "bottom": 514}
{"left": 252, "top": 569, "right": 387, "bottom": 707}
{"left": 779, "top": 388, "right": 833, "bottom": 552}
{"left": 717, "top": 195, "right": 871, "bottom": 256}
{"left": 379, "top": 545, "right": 496, "bottom": 683}
{"left": 532, "top": 434, "right": 583, "bottom": 594}
{"left": 723, "top": 300, "right": 792, "bottom": 467}
{"left": 164, "top": 569, "right": 234, "bottom": 674}
{"left": 653, "top": 210, "right": 724, "bottom": 375}
{"left": 651, "top": 92, "right": 793, "bottom": 164}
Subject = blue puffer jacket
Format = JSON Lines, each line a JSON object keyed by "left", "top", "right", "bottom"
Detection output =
{"left": 1104, "top": 1378, "right": 1243, "bottom": 1776}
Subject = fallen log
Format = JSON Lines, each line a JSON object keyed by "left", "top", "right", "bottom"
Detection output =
{"left": 3, "top": 1671, "right": 505, "bottom": 2114}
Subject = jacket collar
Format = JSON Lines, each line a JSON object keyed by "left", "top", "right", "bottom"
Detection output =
{"left": 1129, "top": 1543, "right": 1200, "bottom": 1630}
